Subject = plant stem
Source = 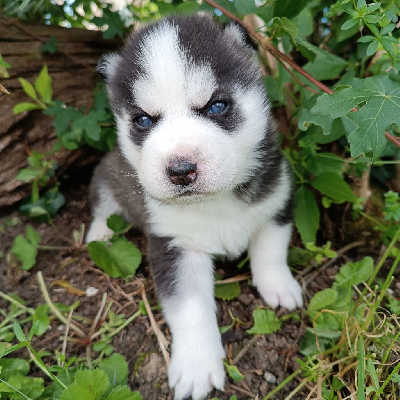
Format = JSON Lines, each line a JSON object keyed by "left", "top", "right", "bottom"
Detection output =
{"left": 0, "top": 291, "right": 35, "bottom": 315}
{"left": 27, "top": 345, "right": 67, "bottom": 390}
{"left": 0, "top": 378, "right": 31, "bottom": 399}
{"left": 36, "top": 271, "right": 86, "bottom": 337}
{"left": 366, "top": 227, "right": 400, "bottom": 288}
{"left": 108, "top": 309, "right": 142, "bottom": 338}
{"left": 373, "top": 361, "right": 400, "bottom": 400}
{"left": 37, "top": 245, "right": 85, "bottom": 251}
{"left": 202, "top": 0, "right": 333, "bottom": 94}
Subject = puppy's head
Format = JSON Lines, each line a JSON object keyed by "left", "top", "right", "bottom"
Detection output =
{"left": 100, "top": 15, "right": 272, "bottom": 203}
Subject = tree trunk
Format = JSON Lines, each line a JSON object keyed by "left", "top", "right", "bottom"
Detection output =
{"left": 0, "top": 16, "right": 120, "bottom": 207}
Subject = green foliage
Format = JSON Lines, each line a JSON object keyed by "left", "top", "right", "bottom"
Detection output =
{"left": 312, "top": 75, "right": 400, "bottom": 159}
{"left": 247, "top": 308, "right": 282, "bottom": 335}
{"left": 14, "top": 65, "right": 53, "bottom": 113}
{"left": 294, "top": 185, "right": 320, "bottom": 243}
{"left": 41, "top": 35, "right": 58, "bottom": 54}
{"left": 60, "top": 369, "right": 141, "bottom": 400}
{"left": 214, "top": 281, "right": 241, "bottom": 300}
{"left": 44, "top": 84, "right": 116, "bottom": 151}
{"left": 92, "top": 5, "right": 126, "bottom": 39}
{"left": 3, "top": 2, "right": 400, "bottom": 399}
{"left": 16, "top": 150, "right": 65, "bottom": 221}
{"left": 10, "top": 225, "right": 41, "bottom": 271}
{"left": 88, "top": 215, "right": 142, "bottom": 278}
{"left": 0, "top": 52, "right": 11, "bottom": 79}
{"left": 0, "top": 294, "right": 143, "bottom": 400}
{"left": 224, "top": 363, "right": 244, "bottom": 382}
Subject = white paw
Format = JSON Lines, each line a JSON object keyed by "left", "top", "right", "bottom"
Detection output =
{"left": 168, "top": 346, "right": 225, "bottom": 400}
{"left": 253, "top": 265, "right": 303, "bottom": 310}
{"left": 86, "top": 218, "right": 114, "bottom": 243}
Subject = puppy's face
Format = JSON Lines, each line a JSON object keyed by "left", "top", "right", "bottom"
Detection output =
{"left": 102, "top": 15, "right": 270, "bottom": 203}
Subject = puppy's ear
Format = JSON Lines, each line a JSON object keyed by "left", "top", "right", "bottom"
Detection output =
{"left": 223, "top": 22, "right": 257, "bottom": 52}
{"left": 97, "top": 53, "right": 121, "bottom": 82}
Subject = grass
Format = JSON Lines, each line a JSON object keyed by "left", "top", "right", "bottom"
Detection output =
{"left": 1, "top": 226, "right": 399, "bottom": 399}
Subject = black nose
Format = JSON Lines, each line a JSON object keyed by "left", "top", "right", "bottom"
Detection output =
{"left": 166, "top": 159, "right": 197, "bottom": 186}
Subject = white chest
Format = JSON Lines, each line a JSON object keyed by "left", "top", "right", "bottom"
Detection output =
{"left": 147, "top": 192, "right": 285, "bottom": 257}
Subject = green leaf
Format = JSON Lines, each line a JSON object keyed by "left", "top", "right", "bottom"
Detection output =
{"left": 357, "top": 338, "right": 366, "bottom": 400}
{"left": 92, "top": 8, "right": 125, "bottom": 39}
{"left": 13, "top": 102, "right": 42, "bottom": 114}
{"left": 381, "top": 23, "right": 395, "bottom": 35}
{"left": 41, "top": 35, "right": 58, "bottom": 54}
{"left": 88, "top": 239, "right": 142, "bottom": 278}
{"left": 294, "top": 185, "right": 320, "bottom": 244}
{"left": 312, "top": 76, "right": 400, "bottom": 159}
{"left": 13, "top": 323, "right": 27, "bottom": 342}
{"left": 107, "top": 214, "right": 130, "bottom": 235}
{"left": 4, "top": 375, "right": 45, "bottom": 399}
{"left": 28, "top": 320, "right": 40, "bottom": 341}
{"left": 305, "top": 153, "right": 344, "bottom": 177}
{"left": 10, "top": 226, "right": 41, "bottom": 270}
{"left": 295, "top": 37, "right": 329, "bottom": 62}
{"left": 298, "top": 95, "right": 335, "bottom": 134}
{"left": 311, "top": 173, "right": 356, "bottom": 203}
{"left": 0, "top": 358, "right": 30, "bottom": 379}
{"left": 333, "top": 257, "right": 373, "bottom": 289}
{"left": 358, "top": 35, "right": 375, "bottom": 43}
{"left": 99, "top": 353, "right": 129, "bottom": 386}
{"left": 214, "top": 282, "right": 241, "bottom": 300}
{"left": 233, "top": 0, "right": 258, "bottom": 15}
{"left": 35, "top": 64, "right": 53, "bottom": 104}
{"left": 225, "top": 364, "right": 244, "bottom": 381}
{"left": 303, "top": 52, "right": 347, "bottom": 81}
{"left": 73, "top": 113, "right": 101, "bottom": 142}
{"left": 247, "top": 308, "right": 281, "bottom": 335}
{"left": 366, "top": 358, "right": 379, "bottom": 390}
{"left": 45, "top": 100, "right": 82, "bottom": 136}
{"left": 270, "top": 17, "right": 298, "bottom": 42}
{"left": 307, "top": 288, "right": 338, "bottom": 317}
{"left": 18, "top": 77, "right": 38, "bottom": 101}
{"left": 273, "top": 0, "right": 310, "bottom": 19}
{"left": 60, "top": 369, "right": 109, "bottom": 400}
{"left": 391, "top": 374, "right": 400, "bottom": 383}
{"left": 288, "top": 247, "right": 314, "bottom": 266}
{"left": 106, "top": 387, "right": 142, "bottom": 400}
{"left": 16, "top": 167, "right": 43, "bottom": 182}
{"left": 341, "top": 18, "right": 359, "bottom": 30}
{"left": 292, "top": 8, "right": 313, "bottom": 37}
{"left": 366, "top": 40, "right": 379, "bottom": 56}
{"left": 32, "top": 305, "right": 50, "bottom": 336}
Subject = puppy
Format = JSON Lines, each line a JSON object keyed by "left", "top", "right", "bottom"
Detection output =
{"left": 87, "top": 14, "right": 303, "bottom": 399}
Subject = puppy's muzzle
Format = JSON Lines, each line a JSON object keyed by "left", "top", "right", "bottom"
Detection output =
{"left": 166, "top": 158, "right": 197, "bottom": 186}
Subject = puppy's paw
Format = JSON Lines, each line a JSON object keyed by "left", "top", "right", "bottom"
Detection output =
{"left": 168, "top": 347, "right": 225, "bottom": 400}
{"left": 253, "top": 265, "right": 303, "bottom": 310}
{"left": 86, "top": 218, "right": 114, "bottom": 243}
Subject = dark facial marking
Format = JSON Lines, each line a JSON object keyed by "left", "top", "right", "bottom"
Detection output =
{"left": 233, "top": 125, "right": 289, "bottom": 204}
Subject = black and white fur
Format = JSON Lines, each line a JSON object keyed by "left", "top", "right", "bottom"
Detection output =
{"left": 87, "top": 15, "right": 302, "bottom": 400}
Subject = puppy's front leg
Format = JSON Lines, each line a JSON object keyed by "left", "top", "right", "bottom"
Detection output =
{"left": 250, "top": 222, "right": 303, "bottom": 310}
{"left": 148, "top": 235, "right": 225, "bottom": 400}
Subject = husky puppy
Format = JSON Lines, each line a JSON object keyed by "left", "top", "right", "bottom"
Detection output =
{"left": 87, "top": 14, "right": 302, "bottom": 399}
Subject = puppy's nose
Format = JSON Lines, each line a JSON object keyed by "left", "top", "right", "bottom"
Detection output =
{"left": 166, "top": 159, "right": 197, "bottom": 186}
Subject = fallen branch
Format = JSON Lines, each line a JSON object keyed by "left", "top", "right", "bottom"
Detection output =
{"left": 141, "top": 288, "right": 170, "bottom": 366}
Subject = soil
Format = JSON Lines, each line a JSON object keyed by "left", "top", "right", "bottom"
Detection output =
{"left": 0, "top": 171, "right": 370, "bottom": 400}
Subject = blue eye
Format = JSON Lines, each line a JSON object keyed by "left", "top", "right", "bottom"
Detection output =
{"left": 208, "top": 101, "right": 228, "bottom": 115}
{"left": 135, "top": 115, "right": 152, "bottom": 128}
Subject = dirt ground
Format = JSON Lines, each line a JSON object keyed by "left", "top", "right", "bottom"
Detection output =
{"left": 0, "top": 171, "right": 371, "bottom": 400}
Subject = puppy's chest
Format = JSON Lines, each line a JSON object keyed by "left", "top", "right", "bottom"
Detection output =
{"left": 147, "top": 196, "right": 264, "bottom": 257}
